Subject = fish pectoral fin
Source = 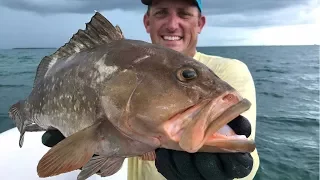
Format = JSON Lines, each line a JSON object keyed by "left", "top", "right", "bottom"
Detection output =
{"left": 139, "top": 151, "right": 156, "bottom": 161}
{"left": 78, "top": 156, "right": 125, "bottom": 179}
{"left": 37, "top": 122, "right": 102, "bottom": 178}
{"left": 77, "top": 155, "right": 107, "bottom": 180}
{"left": 97, "top": 157, "right": 125, "bottom": 177}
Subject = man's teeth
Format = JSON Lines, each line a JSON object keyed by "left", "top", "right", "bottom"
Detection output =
{"left": 163, "top": 36, "right": 182, "bottom": 41}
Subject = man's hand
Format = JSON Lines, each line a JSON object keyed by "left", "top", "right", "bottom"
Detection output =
{"left": 154, "top": 116, "right": 254, "bottom": 180}
{"left": 41, "top": 129, "right": 65, "bottom": 147}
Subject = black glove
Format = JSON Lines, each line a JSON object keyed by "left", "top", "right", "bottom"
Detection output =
{"left": 154, "top": 115, "right": 254, "bottom": 180}
{"left": 42, "top": 129, "right": 65, "bottom": 147}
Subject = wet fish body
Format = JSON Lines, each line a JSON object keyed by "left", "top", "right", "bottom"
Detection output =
{"left": 8, "top": 12, "right": 255, "bottom": 179}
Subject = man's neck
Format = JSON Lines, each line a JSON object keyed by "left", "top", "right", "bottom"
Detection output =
{"left": 184, "top": 49, "right": 197, "bottom": 58}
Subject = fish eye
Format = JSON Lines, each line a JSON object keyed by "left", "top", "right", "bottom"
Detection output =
{"left": 177, "top": 67, "right": 198, "bottom": 82}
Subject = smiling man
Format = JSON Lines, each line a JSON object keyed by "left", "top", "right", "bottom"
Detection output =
{"left": 126, "top": 0, "right": 260, "bottom": 180}
{"left": 142, "top": 0, "right": 203, "bottom": 57}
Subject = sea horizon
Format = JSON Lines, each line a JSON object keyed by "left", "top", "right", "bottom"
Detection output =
{"left": 0, "top": 44, "right": 318, "bottom": 50}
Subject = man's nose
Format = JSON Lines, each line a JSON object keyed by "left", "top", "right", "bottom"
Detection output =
{"left": 165, "top": 15, "right": 180, "bottom": 31}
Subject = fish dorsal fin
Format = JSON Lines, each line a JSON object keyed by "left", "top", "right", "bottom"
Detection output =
{"left": 33, "top": 12, "right": 124, "bottom": 88}
{"left": 115, "top": 25, "right": 124, "bottom": 37}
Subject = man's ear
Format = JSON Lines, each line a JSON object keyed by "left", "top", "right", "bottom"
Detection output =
{"left": 143, "top": 13, "right": 151, "bottom": 33}
{"left": 197, "top": 15, "right": 206, "bottom": 34}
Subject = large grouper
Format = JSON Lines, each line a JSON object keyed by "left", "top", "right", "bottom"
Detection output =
{"left": 8, "top": 12, "right": 255, "bottom": 180}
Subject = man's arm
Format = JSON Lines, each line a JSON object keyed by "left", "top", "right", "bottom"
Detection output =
{"left": 205, "top": 57, "right": 259, "bottom": 179}
{"left": 194, "top": 53, "right": 257, "bottom": 141}
{"left": 217, "top": 59, "right": 257, "bottom": 141}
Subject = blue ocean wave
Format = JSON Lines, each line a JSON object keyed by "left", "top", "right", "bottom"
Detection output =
{"left": 0, "top": 84, "right": 28, "bottom": 88}
{"left": 257, "top": 115, "right": 319, "bottom": 125}
{"left": 259, "top": 92, "right": 284, "bottom": 98}
{"left": 0, "top": 71, "right": 34, "bottom": 77}
{"left": 17, "top": 55, "right": 34, "bottom": 60}
{"left": 255, "top": 68, "right": 289, "bottom": 74}
{"left": 0, "top": 54, "right": 7, "bottom": 59}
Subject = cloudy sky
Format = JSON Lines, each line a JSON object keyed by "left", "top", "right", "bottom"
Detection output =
{"left": 0, "top": 0, "right": 319, "bottom": 49}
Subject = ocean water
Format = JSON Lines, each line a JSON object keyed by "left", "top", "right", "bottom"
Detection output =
{"left": 0, "top": 45, "right": 319, "bottom": 180}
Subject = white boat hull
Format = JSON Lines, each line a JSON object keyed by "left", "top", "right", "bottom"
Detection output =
{"left": 0, "top": 128, "right": 128, "bottom": 180}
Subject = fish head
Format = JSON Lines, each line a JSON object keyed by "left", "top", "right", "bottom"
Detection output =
{"left": 101, "top": 40, "right": 254, "bottom": 154}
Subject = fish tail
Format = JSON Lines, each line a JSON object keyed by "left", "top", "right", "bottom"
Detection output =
{"left": 8, "top": 100, "right": 28, "bottom": 148}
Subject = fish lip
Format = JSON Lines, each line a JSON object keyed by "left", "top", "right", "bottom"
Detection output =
{"left": 164, "top": 90, "right": 251, "bottom": 153}
{"left": 204, "top": 98, "right": 251, "bottom": 139}
{"left": 162, "top": 91, "right": 252, "bottom": 153}
{"left": 180, "top": 97, "right": 252, "bottom": 153}
{"left": 162, "top": 99, "right": 211, "bottom": 140}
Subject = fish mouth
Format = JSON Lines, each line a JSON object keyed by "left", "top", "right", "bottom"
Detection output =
{"left": 163, "top": 91, "right": 255, "bottom": 153}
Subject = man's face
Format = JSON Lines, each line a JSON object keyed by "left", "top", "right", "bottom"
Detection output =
{"left": 143, "top": 0, "right": 206, "bottom": 57}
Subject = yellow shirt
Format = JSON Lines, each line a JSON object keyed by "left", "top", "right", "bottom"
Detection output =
{"left": 127, "top": 51, "right": 260, "bottom": 180}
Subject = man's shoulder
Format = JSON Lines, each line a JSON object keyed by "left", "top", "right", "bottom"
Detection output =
{"left": 193, "top": 51, "right": 249, "bottom": 72}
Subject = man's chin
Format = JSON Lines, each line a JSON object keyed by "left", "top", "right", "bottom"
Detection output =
{"left": 161, "top": 43, "right": 183, "bottom": 52}
{"left": 151, "top": 39, "right": 185, "bottom": 53}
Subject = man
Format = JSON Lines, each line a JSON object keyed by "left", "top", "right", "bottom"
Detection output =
{"left": 42, "top": 0, "right": 260, "bottom": 179}
{"left": 126, "top": 0, "right": 260, "bottom": 180}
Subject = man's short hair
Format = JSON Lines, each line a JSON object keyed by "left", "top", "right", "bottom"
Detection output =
{"left": 145, "top": 4, "right": 202, "bottom": 17}
{"left": 142, "top": 0, "right": 202, "bottom": 12}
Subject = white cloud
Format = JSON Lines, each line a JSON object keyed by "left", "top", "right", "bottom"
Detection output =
{"left": 207, "top": 3, "right": 318, "bottom": 27}
{"left": 0, "top": 7, "right": 150, "bottom": 49}
{"left": 0, "top": 0, "right": 310, "bottom": 15}
{"left": 248, "top": 24, "right": 320, "bottom": 46}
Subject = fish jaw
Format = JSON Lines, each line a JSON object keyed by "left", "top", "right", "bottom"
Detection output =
{"left": 162, "top": 91, "right": 253, "bottom": 153}
{"left": 200, "top": 98, "right": 255, "bottom": 153}
{"left": 201, "top": 129, "right": 256, "bottom": 153}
